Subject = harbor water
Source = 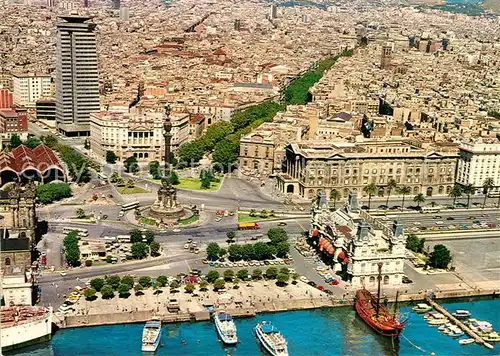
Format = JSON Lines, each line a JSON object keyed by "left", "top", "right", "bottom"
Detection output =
{"left": 7, "top": 298, "right": 500, "bottom": 356}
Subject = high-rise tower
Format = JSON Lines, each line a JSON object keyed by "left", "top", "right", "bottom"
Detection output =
{"left": 56, "top": 16, "right": 100, "bottom": 136}
{"left": 270, "top": 4, "right": 277, "bottom": 19}
{"left": 380, "top": 43, "right": 393, "bottom": 70}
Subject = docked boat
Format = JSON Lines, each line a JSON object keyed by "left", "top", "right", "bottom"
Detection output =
{"left": 438, "top": 323, "right": 452, "bottom": 332}
{"left": 459, "top": 338, "right": 475, "bottom": 345}
{"left": 452, "top": 310, "right": 471, "bottom": 319}
{"left": 255, "top": 321, "right": 288, "bottom": 356}
{"left": 142, "top": 319, "right": 162, "bottom": 352}
{"left": 412, "top": 303, "right": 432, "bottom": 314}
{"left": 483, "top": 332, "right": 500, "bottom": 342}
{"left": 214, "top": 311, "right": 238, "bottom": 345}
{"left": 469, "top": 320, "right": 493, "bottom": 334}
{"left": 444, "top": 325, "right": 464, "bottom": 338}
{"left": 424, "top": 312, "right": 449, "bottom": 326}
{"left": 1, "top": 306, "right": 53, "bottom": 352}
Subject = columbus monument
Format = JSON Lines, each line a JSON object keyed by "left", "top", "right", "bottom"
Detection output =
{"left": 148, "top": 104, "right": 185, "bottom": 220}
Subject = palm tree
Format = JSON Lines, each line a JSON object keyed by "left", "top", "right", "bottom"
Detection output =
{"left": 385, "top": 179, "right": 397, "bottom": 207}
{"left": 462, "top": 184, "right": 475, "bottom": 209}
{"left": 413, "top": 193, "right": 426, "bottom": 207}
{"left": 330, "top": 189, "right": 341, "bottom": 209}
{"left": 397, "top": 186, "right": 411, "bottom": 211}
{"left": 363, "top": 182, "right": 378, "bottom": 210}
{"left": 449, "top": 184, "right": 463, "bottom": 207}
{"left": 482, "top": 178, "right": 494, "bottom": 209}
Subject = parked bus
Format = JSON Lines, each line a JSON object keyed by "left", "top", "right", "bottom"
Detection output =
{"left": 116, "top": 235, "right": 131, "bottom": 243}
{"left": 121, "top": 201, "right": 140, "bottom": 211}
{"left": 420, "top": 206, "right": 441, "bottom": 214}
{"left": 62, "top": 227, "right": 89, "bottom": 237}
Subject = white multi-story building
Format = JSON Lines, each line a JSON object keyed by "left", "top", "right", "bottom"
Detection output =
{"left": 310, "top": 191, "right": 406, "bottom": 288}
{"left": 1, "top": 267, "right": 32, "bottom": 306}
{"left": 12, "top": 73, "right": 52, "bottom": 108}
{"left": 89, "top": 109, "right": 189, "bottom": 163}
{"left": 457, "top": 142, "right": 500, "bottom": 192}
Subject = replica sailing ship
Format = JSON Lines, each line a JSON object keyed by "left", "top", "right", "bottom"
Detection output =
{"left": 355, "top": 262, "right": 405, "bottom": 338}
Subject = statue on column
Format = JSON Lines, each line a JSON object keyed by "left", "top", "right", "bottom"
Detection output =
{"left": 154, "top": 176, "right": 178, "bottom": 209}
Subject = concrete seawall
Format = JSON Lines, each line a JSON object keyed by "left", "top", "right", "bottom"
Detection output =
{"left": 60, "top": 290, "right": 497, "bottom": 329}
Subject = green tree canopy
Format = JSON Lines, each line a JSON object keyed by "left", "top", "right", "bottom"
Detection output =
{"left": 185, "top": 284, "right": 195, "bottom": 293}
{"left": 265, "top": 267, "right": 278, "bottom": 279}
{"left": 252, "top": 269, "right": 263, "bottom": 280}
{"left": 100, "top": 285, "right": 115, "bottom": 299}
{"left": 206, "top": 242, "right": 220, "bottom": 260}
{"left": 138, "top": 276, "right": 152, "bottom": 288}
{"left": 106, "top": 275, "right": 121, "bottom": 290}
{"left": 156, "top": 275, "right": 168, "bottom": 287}
{"left": 144, "top": 231, "right": 155, "bottom": 245}
{"left": 9, "top": 134, "right": 22, "bottom": 148}
{"left": 168, "top": 170, "right": 180, "bottom": 185}
{"left": 228, "top": 244, "right": 243, "bottom": 261}
{"left": 117, "top": 283, "right": 131, "bottom": 297}
{"left": 148, "top": 161, "right": 161, "bottom": 179}
{"left": 237, "top": 269, "right": 249, "bottom": 280}
{"left": 130, "top": 229, "right": 143, "bottom": 244}
{"left": 36, "top": 183, "right": 72, "bottom": 204}
{"left": 40, "top": 135, "right": 58, "bottom": 148}
{"left": 105, "top": 150, "right": 118, "bottom": 164}
{"left": 413, "top": 193, "right": 426, "bottom": 207}
{"left": 134, "top": 284, "right": 144, "bottom": 295}
{"left": 223, "top": 269, "right": 235, "bottom": 281}
{"left": 213, "top": 279, "right": 225, "bottom": 290}
{"left": 25, "top": 137, "right": 42, "bottom": 149}
{"left": 226, "top": 231, "right": 236, "bottom": 241}
{"left": 124, "top": 156, "right": 139, "bottom": 173}
{"left": 276, "top": 272, "right": 290, "bottom": 285}
{"left": 76, "top": 208, "right": 85, "bottom": 219}
{"left": 267, "top": 228, "right": 288, "bottom": 245}
{"left": 276, "top": 242, "right": 290, "bottom": 258}
{"left": 253, "top": 242, "right": 272, "bottom": 260}
{"left": 150, "top": 241, "right": 161, "bottom": 257}
{"left": 177, "top": 141, "right": 205, "bottom": 165}
{"left": 84, "top": 287, "right": 96, "bottom": 300}
{"left": 429, "top": 244, "right": 452, "bottom": 269}
{"left": 131, "top": 242, "right": 148, "bottom": 259}
{"left": 121, "top": 276, "right": 134, "bottom": 288}
{"left": 241, "top": 244, "right": 255, "bottom": 260}
{"left": 213, "top": 139, "right": 239, "bottom": 171}
{"left": 206, "top": 270, "right": 220, "bottom": 283}
{"left": 90, "top": 278, "right": 105, "bottom": 292}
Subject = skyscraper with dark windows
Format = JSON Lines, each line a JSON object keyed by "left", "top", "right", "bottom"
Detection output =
{"left": 55, "top": 16, "right": 100, "bottom": 137}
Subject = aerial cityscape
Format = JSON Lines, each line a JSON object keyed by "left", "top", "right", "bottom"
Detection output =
{"left": 0, "top": 0, "right": 499, "bottom": 355}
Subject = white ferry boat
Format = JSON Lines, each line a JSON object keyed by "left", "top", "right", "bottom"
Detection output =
{"left": 214, "top": 312, "right": 238, "bottom": 345}
{"left": 141, "top": 319, "right": 162, "bottom": 352}
{"left": 1, "top": 306, "right": 53, "bottom": 352}
{"left": 254, "top": 321, "right": 288, "bottom": 356}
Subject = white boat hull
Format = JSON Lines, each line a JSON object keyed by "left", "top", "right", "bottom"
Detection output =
{"left": 141, "top": 331, "right": 161, "bottom": 353}
{"left": 255, "top": 325, "right": 288, "bottom": 356}
{"left": 214, "top": 317, "right": 238, "bottom": 345}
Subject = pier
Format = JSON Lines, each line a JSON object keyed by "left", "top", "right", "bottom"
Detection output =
{"left": 425, "top": 296, "right": 494, "bottom": 350}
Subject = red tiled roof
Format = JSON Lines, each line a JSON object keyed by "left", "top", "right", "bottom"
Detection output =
{"left": 0, "top": 144, "right": 65, "bottom": 175}
{"left": 336, "top": 225, "right": 353, "bottom": 239}
{"left": 190, "top": 113, "right": 205, "bottom": 124}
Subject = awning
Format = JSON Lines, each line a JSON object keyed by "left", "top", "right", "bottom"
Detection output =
{"left": 326, "top": 243, "right": 334, "bottom": 255}
{"left": 312, "top": 229, "right": 319, "bottom": 237}
{"left": 319, "top": 237, "right": 328, "bottom": 251}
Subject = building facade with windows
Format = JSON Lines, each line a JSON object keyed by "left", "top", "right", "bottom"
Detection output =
{"left": 12, "top": 73, "right": 52, "bottom": 108}
{"left": 89, "top": 110, "right": 189, "bottom": 162}
{"left": 456, "top": 142, "right": 500, "bottom": 193}
{"left": 310, "top": 191, "right": 406, "bottom": 288}
{"left": 278, "top": 139, "right": 458, "bottom": 200}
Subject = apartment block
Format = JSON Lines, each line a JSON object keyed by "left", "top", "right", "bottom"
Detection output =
{"left": 12, "top": 73, "right": 51, "bottom": 108}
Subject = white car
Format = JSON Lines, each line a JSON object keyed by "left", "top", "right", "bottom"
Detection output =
{"left": 173, "top": 228, "right": 181, "bottom": 233}
{"left": 299, "top": 276, "right": 309, "bottom": 283}
{"left": 60, "top": 272, "right": 67, "bottom": 276}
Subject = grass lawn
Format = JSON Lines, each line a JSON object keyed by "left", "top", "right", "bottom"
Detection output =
{"left": 139, "top": 217, "right": 157, "bottom": 226}
{"left": 238, "top": 213, "right": 274, "bottom": 223}
{"left": 117, "top": 186, "right": 148, "bottom": 194}
{"left": 176, "top": 178, "right": 221, "bottom": 192}
{"left": 179, "top": 214, "right": 199, "bottom": 225}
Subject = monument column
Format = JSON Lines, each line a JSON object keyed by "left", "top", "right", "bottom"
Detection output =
{"left": 163, "top": 104, "right": 173, "bottom": 167}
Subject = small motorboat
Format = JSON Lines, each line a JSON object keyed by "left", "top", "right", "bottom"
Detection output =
{"left": 483, "top": 332, "right": 500, "bottom": 342}
{"left": 452, "top": 310, "right": 471, "bottom": 319}
{"left": 459, "top": 338, "right": 475, "bottom": 345}
{"left": 412, "top": 303, "right": 432, "bottom": 314}
{"left": 469, "top": 320, "right": 493, "bottom": 334}
{"left": 438, "top": 323, "right": 452, "bottom": 332}
{"left": 425, "top": 312, "right": 449, "bottom": 326}
{"left": 446, "top": 325, "right": 464, "bottom": 338}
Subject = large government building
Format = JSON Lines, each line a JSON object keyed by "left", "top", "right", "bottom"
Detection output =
{"left": 277, "top": 138, "right": 458, "bottom": 200}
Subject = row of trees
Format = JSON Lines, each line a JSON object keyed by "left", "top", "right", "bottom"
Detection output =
{"left": 36, "top": 183, "right": 72, "bottom": 204}
{"left": 354, "top": 177, "right": 498, "bottom": 211}
{"left": 9, "top": 135, "right": 42, "bottom": 149}
{"left": 406, "top": 234, "right": 452, "bottom": 269}
{"left": 86, "top": 275, "right": 168, "bottom": 300}
{"left": 206, "top": 228, "right": 290, "bottom": 261}
{"left": 129, "top": 229, "right": 161, "bottom": 259}
{"left": 206, "top": 267, "right": 298, "bottom": 286}
{"left": 248, "top": 209, "right": 276, "bottom": 218}
{"left": 63, "top": 231, "right": 81, "bottom": 267}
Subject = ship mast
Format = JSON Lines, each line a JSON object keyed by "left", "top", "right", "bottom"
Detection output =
{"left": 393, "top": 290, "right": 400, "bottom": 319}
{"left": 376, "top": 262, "right": 383, "bottom": 317}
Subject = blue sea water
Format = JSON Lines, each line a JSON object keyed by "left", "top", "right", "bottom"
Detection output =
{"left": 8, "top": 299, "right": 500, "bottom": 356}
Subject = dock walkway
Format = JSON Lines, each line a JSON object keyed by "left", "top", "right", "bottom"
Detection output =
{"left": 425, "top": 297, "right": 493, "bottom": 350}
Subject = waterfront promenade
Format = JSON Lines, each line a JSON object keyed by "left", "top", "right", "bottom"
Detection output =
{"left": 59, "top": 279, "right": 499, "bottom": 329}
